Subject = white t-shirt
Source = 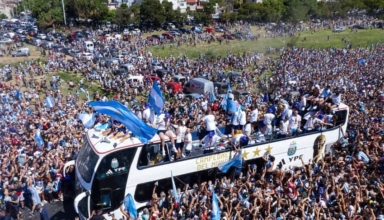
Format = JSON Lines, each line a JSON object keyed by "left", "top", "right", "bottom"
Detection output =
{"left": 239, "top": 111, "right": 247, "bottom": 125}
{"left": 156, "top": 114, "right": 167, "bottom": 130}
{"left": 232, "top": 111, "right": 240, "bottom": 126}
{"left": 263, "top": 113, "right": 275, "bottom": 126}
{"left": 201, "top": 100, "right": 208, "bottom": 111}
{"left": 184, "top": 133, "right": 192, "bottom": 150}
{"left": 203, "top": 115, "right": 216, "bottom": 131}
{"left": 176, "top": 126, "right": 187, "bottom": 143}
{"left": 243, "top": 123, "right": 252, "bottom": 136}
{"left": 289, "top": 115, "right": 301, "bottom": 129}
{"left": 331, "top": 94, "right": 341, "bottom": 105}
{"left": 304, "top": 117, "right": 314, "bottom": 130}
{"left": 143, "top": 108, "right": 151, "bottom": 121}
{"left": 279, "top": 120, "right": 289, "bottom": 134}
{"left": 250, "top": 109, "right": 258, "bottom": 123}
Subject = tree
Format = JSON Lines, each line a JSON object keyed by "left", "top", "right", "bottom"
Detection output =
{"left": 114, "top": 4, "right": 132, "bottom": 27}
{"left": 73, "top": 0, "right": 108, "bottom": 23}
{"left": 162, "top": 0, "right": 176, "bottom": 22}
{"left": 237, "top": 3, "right": 264, "bottom": 22}
{"left": 191, "top": 1, "right": 215, "bottom": 25}
{"left": 28, "top": 0, "right": 64, "bottom": 28}
{"left": 262, "top": 0, "right": 284, "bottom": 22}
{"left": 130, "top": 3, "right": 141, "bottom": 24}
{"left": 282, "top": 0, "right": 317, "bottom": 23}
{"left": 140, "top": 0, "right": 165, "bottom": 28}
{"left": 0, "top": 13, "right": 8, "bottom": 19}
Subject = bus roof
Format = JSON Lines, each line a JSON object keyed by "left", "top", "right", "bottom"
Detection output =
{"left": 87, "top": 103, "right": 348, "bottom": 155}
{"left": 86, "top": 128, "right": 169, "bottom": 155}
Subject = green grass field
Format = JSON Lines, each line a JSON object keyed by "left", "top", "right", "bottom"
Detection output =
{"left": 148, "top": 28, "right": 384, "bottom": 58}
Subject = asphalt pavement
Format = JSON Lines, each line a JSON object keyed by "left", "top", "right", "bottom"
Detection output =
{"left": 20, "top": 197, "right": 76, "bottom": 220}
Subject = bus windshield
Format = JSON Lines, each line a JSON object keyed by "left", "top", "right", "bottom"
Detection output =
{"left": 77, "top": 138, "right": 99, "bottom": 183}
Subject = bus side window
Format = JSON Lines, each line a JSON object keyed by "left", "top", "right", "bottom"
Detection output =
{"left": 334, "top": 110, "right": 347, "bottom": 126}
{"left": 138, "top": 144, "right": 162, "bottom": 167}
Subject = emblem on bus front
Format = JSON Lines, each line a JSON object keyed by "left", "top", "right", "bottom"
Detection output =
{"left": 111, "top": 158, "right": 119, "bottom": 169}
{"left": 287, "top": 141, "right": 297, "bottom": 156}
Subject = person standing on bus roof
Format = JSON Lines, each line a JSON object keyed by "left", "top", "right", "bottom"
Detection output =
{"left": 184, "top": 128, "right": 192, "bottom": 157}
{"left": 174, "top": 120, "right": 186, "bottom": 159}
{"left": 142, "top": 103, "right": 151, "bottom": 123}
{"left": 201, "top": 109, "right": 216, "bottom": 139}
{"left": 156, "top": 113, "right": 176, "bottom": 156}
{"left": 263, "top": 108, "right": 275, "bottom": 135}
{"left": 201, "top": 131, "right": 220, "bottom": 154}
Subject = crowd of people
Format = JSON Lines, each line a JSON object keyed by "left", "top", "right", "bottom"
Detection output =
{"left": 0, "top": 19, "right": 383, "bottom": 220}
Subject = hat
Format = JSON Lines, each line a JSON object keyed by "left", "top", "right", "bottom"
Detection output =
{"left": 267, "top": 108, "right": 273, "bottom": 113}
{"left": 250, "top": 164, "right": 256, "bottom": 169}
{"left": 165, "top": 113, "right": 170, "bottom": 118}
{"left": 144, "top": 103, "right": 150, "bottom": 109}
{"left": 209, "top": 131, "right": 215, "bottom": 137}
{"left": 318, "top": 114, "right": 324, "bottom": 120}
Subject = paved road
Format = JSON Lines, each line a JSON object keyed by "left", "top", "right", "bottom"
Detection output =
{"left": 20, "top": 197, "right": 76, "bottom": 220}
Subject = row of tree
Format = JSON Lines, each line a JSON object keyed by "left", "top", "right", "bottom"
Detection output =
{"left": 15, "top": 0, "right": 384, "bottom": 28}
{"left": 222, "top": 0, "right": 384, "bottom": 23}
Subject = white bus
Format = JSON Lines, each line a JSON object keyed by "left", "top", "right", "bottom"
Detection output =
{"left": 63, "top": 104, "right": 349, "bottom": 220}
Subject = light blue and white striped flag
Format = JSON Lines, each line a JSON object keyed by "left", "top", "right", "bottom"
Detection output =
{"left": 148, "top": 81, "right": 165, "bottom": 115}
{"left": 45, "top": 95, "right": 55, "bottom": 108}
{"left": 34, "top": 129, "right": 44, "bottom": 150}
{"left": 217, "top": 150, "right": 242, "bottom": 173}
{"left": 89, "top": 101, "right": 157, "bottom": 144}
{"left": 212, "top": 191, "right": 221, "bottom": 220}
{"left": 171, "top": 171, "right": 180, "bottom": 203}
{"left": 209, "top": 87, "right": 216, "bottom": 103}
{"left": 123, "top": 194, "right": 137, "bottom": 219}
{"left": 78, "top": 113, "right": 95, "bottom": 128}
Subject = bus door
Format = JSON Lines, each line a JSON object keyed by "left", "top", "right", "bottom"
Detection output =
{"left": 74, "top": 191, "right": 91, "bottom": 220}
{"left": 93, "top": 188, "right": 113, "bottom": 211}
{"left": 63, "top": 160, "right": 76, "bottom": 198}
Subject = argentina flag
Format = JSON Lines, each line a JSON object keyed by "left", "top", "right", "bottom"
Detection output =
{"left": 217, "top": 150, "right": 242, "bottom": 173}
{"left": 227, "top": 99, "right": 239, "bottom": 113}
{"left": 34, "top": 129, "right": 44, "bottom": 149}
{"left": 171, "top": 171, "right": 180, "bottom": 203}
{"left": 211, "top": 191, "right": 221, "bottom": 220}
{"left": 148, "top": 81, "right": 165, "bottom": 115}
{"left": 45, "top": 95, "right": 55, "bottom": 108}
{"left": 78, "top": 113, "right": 95, "bottom": 129}
{"left": 123, "top": 194, "right": 137, "bottom": 219}
{"left": 209, "top": 87, "right": 216, "bottom": 103}
{"left": 89, "top": 101, "right": 157, "bottom": 144}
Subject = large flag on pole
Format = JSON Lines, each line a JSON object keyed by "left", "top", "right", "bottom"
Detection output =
{"left": 89, "top": 101, "right": 157, "bottom": 144}
{"left": 148, "top": 81, "right": 165, "bottom": 115}
{"left": 217, "top": 150, "right": 242, "bottom": 173}
{"left": 171, "top": 171, "right": 180, "bottom": 203}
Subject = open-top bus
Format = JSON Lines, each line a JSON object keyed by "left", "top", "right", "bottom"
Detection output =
{"left": 63, "top": 104, "right": 349, "bottom": 220}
